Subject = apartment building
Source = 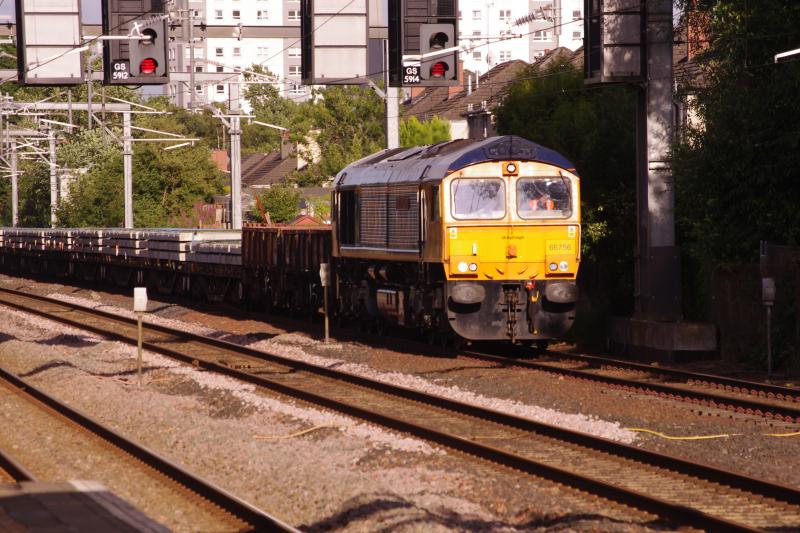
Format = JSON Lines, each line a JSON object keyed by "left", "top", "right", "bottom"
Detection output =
{"left": 455, "top": 0, "right": 583, "bottom": 74}
{"left": 527, "top": 0, "right": 584, "bottom": 60}
{"left": 167, "top": 0, "right": 307, "bottom": 109}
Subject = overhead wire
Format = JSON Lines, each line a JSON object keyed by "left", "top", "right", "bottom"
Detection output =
{"left": 167, "top": 14, "right": 591, "bottom": 108}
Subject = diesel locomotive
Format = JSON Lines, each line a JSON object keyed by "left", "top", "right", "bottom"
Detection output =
{"left": 332, "top": 135, "right": 581, "bottom": 346}
{"left": 0, "top": 135, "right": 580, "bottom": 348}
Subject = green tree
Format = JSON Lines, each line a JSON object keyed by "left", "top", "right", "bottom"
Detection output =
{"left": 57, "top": 100, "right": 225, "bottom": 227}
{"left": 242, "top": 65, "right": 302, "bottom": 154}
{"left": 400, "top": 116, "right": 451, "bottom": 147}
{"left": 250, "top": 185, "right": 301, "bottom": 223}
{"left": 296, "top": 85, "right": 385, "bottom": 184}
{"left": 673, "top": 1, "right": 800, "bottom": 265}
{"left": 17, "top": 161, "right": 51, "bottom": 227}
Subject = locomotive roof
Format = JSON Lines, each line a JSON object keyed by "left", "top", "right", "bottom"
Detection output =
{"left": 335, "top": 135, "right": 577, "bottom": 188}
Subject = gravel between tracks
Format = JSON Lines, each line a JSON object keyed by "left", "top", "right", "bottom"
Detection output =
{"left": 46, "top": 292, "right": 637, "bottom": 444}
{"left": 0, "top": 288, "right": 660, "bottom": 532}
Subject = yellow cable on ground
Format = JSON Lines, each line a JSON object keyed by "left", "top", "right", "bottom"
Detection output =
{"left": 763, "top": 431, "right": 800, "bottom": 438}
{"left": 625, "top": 428, "right": 738, "bottom": 440}
{"left": 627, "top": 428, "right": 800, "bottom": 440}
{"left": 253, "top": 424, "right": 337, "bottom": 441}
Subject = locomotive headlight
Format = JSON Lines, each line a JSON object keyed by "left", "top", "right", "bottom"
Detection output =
{"left": 469, "top": 262, "right": 478, "bottom": 272}
{"left": 548, "top": 262, "right": 558, "bottom": 272}
{"left": 458, "top": 261, "right": 469, "bottom": 273}
{"left": 559, "top": 261, "right": 569, "bottom": 272}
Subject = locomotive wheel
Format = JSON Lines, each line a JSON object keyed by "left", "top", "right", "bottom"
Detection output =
{"left": 536, "top": 340, "right": 550, "bottom": 353}
{"left": 425, "top": 330, "right": 437, "bottom": 346}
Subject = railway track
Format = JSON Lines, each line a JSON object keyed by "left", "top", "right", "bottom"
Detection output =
{"left": 0, "top": 447, "right": 36, "bottom": 483}
{"left": 462, "top": 348, "right": 800, "bottom": 423}
{"left": 0, "top": 353, "right": 296, "bottom": 532}
{"left": 1, "top": 288, "right": 799, "bottom": 530}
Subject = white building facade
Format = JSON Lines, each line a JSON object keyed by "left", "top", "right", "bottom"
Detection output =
{"left": 456, "top": 0, "right": 583, "bottom": 74}
{"left": 167, "top": 0, "right": 307, "bottom": 109}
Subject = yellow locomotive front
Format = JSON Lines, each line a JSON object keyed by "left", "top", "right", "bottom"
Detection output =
{"left": 333, "top": 135, "right": 580, "bottom": 346}
{"left": 435, "top": 160, "right": 580, "bottom": 344}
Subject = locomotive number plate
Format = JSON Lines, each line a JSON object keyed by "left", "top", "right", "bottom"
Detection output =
{"left": 547, "top": 240, "right": 575, "bottom": 253}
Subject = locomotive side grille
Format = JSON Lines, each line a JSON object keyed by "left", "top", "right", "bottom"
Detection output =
{"left": 388, "top": 185, "right": 419, "bottom": 250}
{"left": 356, "top": 185, "right": 419, "bottom": 250}
{"left": 359, "top": 186, "right": 388, "bottom": 247}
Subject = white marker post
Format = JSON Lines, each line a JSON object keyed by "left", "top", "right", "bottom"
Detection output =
{"left": 133, "top": 287, "right": 148, "bottom": 386}
{"left": 319, "top": 263, "right": 330, "bottom": 344}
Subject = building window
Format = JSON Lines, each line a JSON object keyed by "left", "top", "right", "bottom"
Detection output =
{"left": 533, "top": 31, "right": 551, "bottom": 41}
{"left": 573, "top": 9, "right": 581, "bottom": 20}
{"left": 288, "top": 47, "right": 301, "bottom": 58}
{"left": 472, "top": 50, "right": 481, "bottom": 60}
{"left": 233, "top": 47, "right": 240, "bottom": 57}
{"left": 215, "top": 47, "right": 224, "bottom": 57}
{"left": 288, "top": 10, "right": 300, "bottom": 21}
{"left": 192, "top": 9, "right": 200, "bottom": 17}
{"left": 499, "top": 50, "right": 511, "bottom": 62}
{"left": 257, "top": 10, "right": 268, "bottom": 20}
{"left": 499, "top": 9, "right": 511, "bottom": 21}
{"left": 289, "top": 83, "right": 305, "bottom": 95}
{"left": 472, "top": 10, "right": 481, "bottom": 20}
{"left": 195, "top": 85, "right": 202, "bottom": 93}
{"left": 257, "top": 46, "right": 269, "bottom": 56}
{"left": 214, "top": 9, "right": 223, "bottom": 19}
{"left": 195, "top": 66, "right": 202, "bottom": 72}
{"left": 572, "top": 31, "right": 582, "bottom": 39}
{"left": 216, "top": 85, "right": 224, "bottom": 94}
{"left": 232, "top": 10, "right": 240, "bottom": 19}
{"left": 216, "top": 66, "right": 224, "bottom": 72}
{"left": 472, "top": 30, "right": 481, "bottom": 36}
{"left": 289, "top": 65, "right": 301, "bottom": 76}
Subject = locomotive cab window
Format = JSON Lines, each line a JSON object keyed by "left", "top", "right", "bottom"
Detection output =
{"left": 451, "top": 178, "right": 506, "bottom": 220}
{"left": 516, "top": 177, "right": 572, "bottom": 219}
{"left": 430, "top": 185, "right": 440, "bottom": 221}
{"left": 338, "top": 190, "right": 358, "bottom": 245}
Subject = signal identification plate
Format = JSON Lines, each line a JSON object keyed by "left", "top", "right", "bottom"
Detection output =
{"left": 403, "top": 66, "right": 421, "bottom": 85}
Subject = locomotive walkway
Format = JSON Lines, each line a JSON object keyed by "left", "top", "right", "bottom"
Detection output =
{"left": 0, "top": 287, "right": 798, "bottom": 531}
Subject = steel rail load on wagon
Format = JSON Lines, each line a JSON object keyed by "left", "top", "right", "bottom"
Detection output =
{"left": 0, "top": 136, "right": 581, "bottom": 347}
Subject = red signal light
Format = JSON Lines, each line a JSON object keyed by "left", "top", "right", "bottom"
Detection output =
{"left": 139, "top": 58, "right": 158, "bottom": 75}
{"left": 430, "top": 61, "right": 448, "bottom": 79}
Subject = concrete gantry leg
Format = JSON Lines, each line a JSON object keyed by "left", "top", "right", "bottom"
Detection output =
{"left": 609, "top": 0, "right": 717, "bottom": 362}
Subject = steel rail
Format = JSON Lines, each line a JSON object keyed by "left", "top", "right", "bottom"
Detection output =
{"left": 541, "top": 349, "right": 800, "bottom": 399}
{"left": 461, "top": 349, "right": 800, "bottom": 423}
{"left": 0, "top": 448, "right": 37, "bottom": 482}
{"left": 0, "top": 364, "right": 297, "bottom": 533}
{"left": 0, "top": 288, "right": 796, "bottom": 531}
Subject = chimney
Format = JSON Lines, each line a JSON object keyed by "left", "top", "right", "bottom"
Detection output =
{"left": 280, "top": 132, "right": 292, "bottom": 160}
{"left": 448, "top": 60, "right": 465, "bottom": 99}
